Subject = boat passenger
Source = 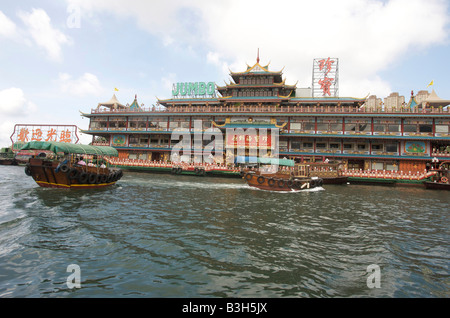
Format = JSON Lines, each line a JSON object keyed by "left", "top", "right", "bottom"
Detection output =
{"left": 77, "top": 157, "right": 86, "bottom": 166}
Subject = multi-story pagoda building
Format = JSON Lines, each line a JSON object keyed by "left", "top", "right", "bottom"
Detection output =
{"left": 81, "top": 55, "right": 450, "bottom": 176}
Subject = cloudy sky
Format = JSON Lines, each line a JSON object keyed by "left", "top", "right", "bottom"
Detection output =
{"left": 0, "top": 0, "right": 449, "bottom": 146}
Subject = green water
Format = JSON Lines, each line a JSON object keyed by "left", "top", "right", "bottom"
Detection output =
{"left": 0, "top": 165, "right": 448, "bottom": 297}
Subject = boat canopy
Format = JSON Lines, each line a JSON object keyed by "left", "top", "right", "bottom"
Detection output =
{"left": 235, "top": 156, "right": 294, "bottom": 166}
{"left": 258, "top": 157, "right": 294, "bottom": 166}
{"left": 20, "top": 141, "right": 119, "bottom": 157}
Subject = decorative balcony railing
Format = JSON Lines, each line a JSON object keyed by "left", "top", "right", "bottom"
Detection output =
{"left": 89, "top": 104, "right": 450, "bottom": 115}
{"left": 342, "top": 169, "right": 436, "bottom": 180}
{"left": 103, "top": 157, "right": 438, "bottom": 181}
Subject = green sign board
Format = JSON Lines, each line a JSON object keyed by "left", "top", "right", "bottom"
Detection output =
{"left": 172, "top": 82, "right": 215, "bottom": 98}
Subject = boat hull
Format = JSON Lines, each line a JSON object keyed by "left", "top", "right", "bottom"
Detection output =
{"left": 423, "top": 181, "right": 450, "bottom": 190}
{"left": 242, "top": 171, "right": 323, "bottom": 192}
{"left": 0, "top": 159, "right": 18, "bottom": 165}
{"left": 321, "top": 176, "right": 348, "bottom": 184}
{"left": 26, "top": 158, "right": 122, "bottom": 189}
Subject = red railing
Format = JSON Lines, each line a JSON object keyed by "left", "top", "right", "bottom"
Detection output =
{"left": 342, "top": 169, "right": 436, "bottom": 180}
{"left": 105, "top": 158, "right": 240, "bottom": 172}
{"left": 89, "top": 104, "right": 449, "bottom": 115}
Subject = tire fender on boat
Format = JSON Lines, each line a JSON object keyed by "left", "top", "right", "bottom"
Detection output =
{"left": 68, "top": 168, "right": 80, "bottom": 179}
{"left": 257, "top": 176, "right": 265, "bottom": 184}
{"left": 107, "top": 173, "right": 114, "bottom": 183}
{"left": 88, "top": 173, "right": 97, "bottom": 184}
{"left": 245, "top": 173, "right": 253, "bottom": 181}
{"left": 79, "top": 172, "right": 88, "bottom": 184}
{"left": 277, "top": 179, "right": 285, "bottom": 188}
{"left": 268, "top": 178, "right": 276, "bottom": 187}
{"left": 24, "top": 164, "right": 32, "bottom": 176}
{"left": 60, "top": 164, "right": 70, "bottom": 173}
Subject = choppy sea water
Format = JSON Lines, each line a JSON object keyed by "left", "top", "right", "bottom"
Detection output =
{"left": 0, "top": 165, "right": 448, "bottom": 298}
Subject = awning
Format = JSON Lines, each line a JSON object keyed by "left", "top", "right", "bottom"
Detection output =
{"left": 235, "top": 156, "right": 258, "bottom": 163}
{"left": 258, "top": 157, "right": 294, "bottom": 166}
{"left": 20, "top": 141, "right": 119, "bottom": 157}
{"left": 235, "top": 156, "right": 294, "bottom": 166}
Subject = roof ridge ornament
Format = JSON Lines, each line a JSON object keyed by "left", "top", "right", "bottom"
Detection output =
{"left": 257, "top": 48, "right": 260, "bottom": 64}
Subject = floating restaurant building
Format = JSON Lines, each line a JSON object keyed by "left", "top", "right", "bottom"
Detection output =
{"left": 81, "top": 55, "right": 450, "bottom": 176}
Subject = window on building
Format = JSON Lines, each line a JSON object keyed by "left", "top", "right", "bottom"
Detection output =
{"left": 330, "top": 123, "right": 342, "bottom": 131}
{"left": 343, "top": 143, "right": 353, "bottom": 150}
{"left": 303, "top": 123, "right": 315, "bottom": 131}
{"left": 359, "top": 124, "right": 370, "bottom": 132}
{"left": 436, "top": 125, "right": 449, "bottom": 133}
{"left": 316, "top": 142, "right": 327, "bottom": 149}
{"left": 419, "top": 124, "right": 432, "bottom": 133}
{"left": 373, "top": 124, "right": 385, "bottom": 132}
{"left": 330, "top": 143, "right": 340, "bottom": 149}
{"left": 388, "top": 124, "right": 400, "bottom": 132}
{"left": 345, "top": 123, "right": 357, "bottom": 132}
{"left": 371, "top": 144, "right": 383, "bottom": 150}
{"left": 385, "top": 143, "right": 398, "bottom": 152}
{"left": 372, "top": 162, "right": 384, "bottom": 170}
{"left": 291, "top": 140, "right": 301, "bottom": 149}
{"left": 357, "top": 144, "right": 367, "bottom": 150}
{"left": 403, "top": 124, "right": 416, "bottom": 132}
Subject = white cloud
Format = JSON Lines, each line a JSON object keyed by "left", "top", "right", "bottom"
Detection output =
{"left": 65, "top": 0, "right": 449, "bottom": 97}
{"left": 161, "top": 72, "right": 177, "bottom": 93}
{"left": 0, "top": 87, "right": 37, "bottom": 117}
{"left": 18, "top": 8, "right": 72, "bottom": 62}
{"left": 207, "top": 51, "right": 231, "bottom": 79}
{"left": 0, "top": 10, "right": 17, "bottom": 38}
{"left": 0, "top": 87, "right": 37, "bottom": 146}
{"left": 0, "top": 120, "right": 16, "bottom": 147}
{"left": 58, "top": 72, "right": 104, "bottom": 96}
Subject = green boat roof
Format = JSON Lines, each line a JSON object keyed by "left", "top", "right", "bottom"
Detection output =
{"left": 20, "top": 141, "right": 119, "bottom": 157}
{"left": 257, "top": 157, "right": 294, "bottom": 166}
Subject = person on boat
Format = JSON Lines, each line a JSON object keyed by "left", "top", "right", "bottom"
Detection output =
{"left": 77, "top": 156, "right": 86, "bottom": 166}
{"left": 87, "top": 160, "right": 95, "bottom": 167}
{"left": 99, "top": 161, "right": 106, "bottom": 168}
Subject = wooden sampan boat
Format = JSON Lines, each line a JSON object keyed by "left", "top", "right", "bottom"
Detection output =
{"left": 21, "top": 141, "right": 123, "bottom": 189}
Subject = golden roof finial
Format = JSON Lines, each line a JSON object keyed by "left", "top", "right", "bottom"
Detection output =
{"left": 257, "top": 48, "right": 260, "bottom": 64}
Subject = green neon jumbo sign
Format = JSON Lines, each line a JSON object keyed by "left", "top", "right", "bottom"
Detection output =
{"left": 172, "top": 82, "right": 215, "bottom": 97}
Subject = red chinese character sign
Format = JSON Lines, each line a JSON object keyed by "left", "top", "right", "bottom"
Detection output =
{"left": 312, "top": 57, "right": 339, "bottom": 97}
{"left": 11, "top": 124, "right": 79, "bottom": 148}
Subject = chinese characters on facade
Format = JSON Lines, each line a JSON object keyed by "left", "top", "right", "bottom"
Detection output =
{"left": 13, "top": 125, "right": 78, "bottom": 144}
{"left": 313, "top": 57, "right": 338, "bottom": 97}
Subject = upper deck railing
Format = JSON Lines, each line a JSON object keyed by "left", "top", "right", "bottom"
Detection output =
{"left": 88, "top": 104, "right": 450, "bottom": 115}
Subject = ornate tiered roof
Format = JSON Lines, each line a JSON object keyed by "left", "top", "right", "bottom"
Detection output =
{"left": 96, "top": 94, "right": 126, "bottom": 110}
{"left": 129, "top": 95, "right": 142, "bottom": 111}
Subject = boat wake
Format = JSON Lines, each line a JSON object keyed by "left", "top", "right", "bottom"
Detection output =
{"left": 121, "top": 178, "right": 249, "bottom": 190}
{"left": 249, "top": 186, "right": 325, "bottom": 193}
